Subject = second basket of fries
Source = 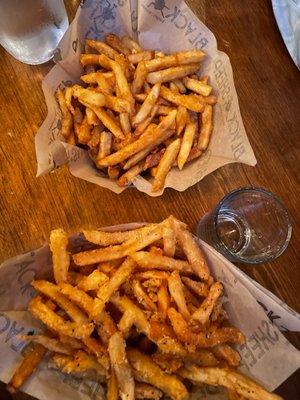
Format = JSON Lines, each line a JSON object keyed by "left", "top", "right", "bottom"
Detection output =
{"left": 35, "top": 0, "right": 256, "bottom": 195}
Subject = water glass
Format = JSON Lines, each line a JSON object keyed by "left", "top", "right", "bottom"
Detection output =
{"left": 0, "top": 0, "right": 68, "bottom": 65}
{"left": 197, "top": 187, "right": 292, "bottom": 264}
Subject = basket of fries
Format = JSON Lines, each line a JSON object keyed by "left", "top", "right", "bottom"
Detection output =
{"left": 35, "top": 0, "right": 256, "bottom": 195}
{"left": 1, "top": 217, "right": 299, "bottom": 400}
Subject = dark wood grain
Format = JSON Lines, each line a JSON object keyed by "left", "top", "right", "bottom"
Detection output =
{"left": 0, "top": 0, "right": 299, "bottom": 399}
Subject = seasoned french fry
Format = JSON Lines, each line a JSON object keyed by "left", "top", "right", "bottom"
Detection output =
{"left": 64, "top": 86, "right": 74, "bottom": 113}
{"left": 81, "top": 71, "right": 115, "bottom": 87}
{"left": 20, "top": 335, "right": 74, "bottom": 355}
{"left": 135, "top": 383, "right": 163, "bottom": 400}
{"left": 118, "top": 161, "right": 144, "bottom": 186}
{"left": 173, "top": 79, "right": 187, "bottom": 93}
{"left": 132, "top": 279, "right": 157, "bottom": 311}
{"left": 50, "top": 229, "right": 70, "bottom": 284}
{"left": 121, "top": 35, "right": 142, "bottom": 52}
{"left": 170, "top": 216, "right": 210, "bottom": 281}
{"left": 133, "top": 106, "right": 159, "bottom": 137}
{"left": 132, "top": 61, "right": 148, "bottom": 94}
{"left": 152, "top": 138, "right": 181, "bottom": 192}
{"left": 28, "top": 296, "right": 93, "bottom": 339}
{"left": 145, "top": 50, "right": 205, "bottom": 72}
{"left": 91, "top": 257, "right": 136, "bottom": 318}
{"left": 32, "top": 280, "right": 88, "bottom": 324}
{"left": 191, "top": 282, "right": 223, "bottom": 324}
{"left": 175, "top": 105, "right": 188, "bottom": 136}
{"left": 168, "top": 271, "right": 190, "bottom": 320}
{"left": 55, "top": 88, "right": 75, "bottom": 144}
{"left": 119, "top": 112, "right": 132, "bottom": 138}
{"left": 97, "top": 110, "right": 177, "bottom": 167}
{"left": 131, "top": 251, "right": 193, "bottom": 273}
{"left": 127, "top": 349, "right": 188, "bottom": 400}
{"left": 147, "top": 64, "right": 199, "bottom": 84}
{"left": 7, "top": 343, "right": 47, "bottom": 394}
{"left": 109, "top": 332, "right": 135, "bottom": 400}
{"left": 80, "top": 54, "right": 112, "bottom": 69}
{"left": 91, "top": 106, "right": 125, "bottom": 139}
{"left": 59, "top": 282, "right": 94, "bottom": 315}
{"left": 106, "top": 33, "right": 131, "bottom": 55}
{"left": 212, "top": 344, "right": 241, "bottom": 367}
{"left": 97, "top": 130, "right": 112, "bottom": 162}
{"left": 85, "top": 39, "right": 119, "bottom": 59}
{"left": 157, "top": 282, "right": 170, "bottom": 319}
{"left": 181, "top": 276, "right": 209, "bottom": 297}
{"left": 132, "top": 83, "right": 161, "bottom": 126}
{"left": 86, "top": 107, "right": 100, "bottom": 125}
{"left": 107, "top": 370, "right": 119, "bottom": 400}
{"left": 83, "top": 336, "right": 110, "bottom": 370}
{"left": 179, "top": 364, "right": 282, "bottom": 400}
{"left": 77, "top": 269, "right": 109, "bottom": 291}
{"left": 183, "top": 76, "right": 212, "bottom": 96}
{"left": 135, "top": 270, "right": 169, "bottom": 280}
{"left": 76, "top": 115, "right": 92, "bottom": 144}
{"left": 110, "top": 57, "right": 135, "bottom": 113}
{"left": 160, "top": 86, "right": 205, "bottom": 112}
{"left": 128, "top": 50, "right": 155, "bottom": 64}
{"left": 177, "top": 118, "right": 196, "bottom": 169}
{"left": 197, "top": 104, "right": 213, "bottom": 150}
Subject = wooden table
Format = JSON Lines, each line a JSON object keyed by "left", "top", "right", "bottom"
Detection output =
{"left": 0, "top": 0, "right": 299, "bottom": 399}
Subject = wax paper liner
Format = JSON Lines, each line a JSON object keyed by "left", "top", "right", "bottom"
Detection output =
{"left": 35, "top": 0, "right": 257, "bottom": 196}
{"left": 1, "top": 222, "right": 299, "bottom": 400}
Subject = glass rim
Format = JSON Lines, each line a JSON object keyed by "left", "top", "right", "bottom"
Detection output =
{"left": 213, "top": 186, "right": 293, "bottom": 264}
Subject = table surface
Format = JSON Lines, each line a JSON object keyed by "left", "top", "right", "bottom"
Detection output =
{"left": 0, "top": 0, "right": 299, "bottom": 399}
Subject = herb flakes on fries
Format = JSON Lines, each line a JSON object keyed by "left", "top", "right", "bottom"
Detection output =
{"left": 56, "top": 33, "right": 217, "bottom": 192}
{"left": 7, "top": 216, "right": 281, "bottom": 400}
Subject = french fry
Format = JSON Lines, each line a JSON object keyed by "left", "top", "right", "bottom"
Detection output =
{"left": 132, "top": 61, "right": 148, "bottom": 94}
{"left": 181, "top": 276, "right": 209, "bottom": 297}
{"left": 152, "top": 138, "right": 181, "bottom": 192}
{"left": 147, "top": 64, "right": 199, "bottom": 84}
{"left": 162, "top": 223, "right": 176, "bottom": 257}
{"left": 97, "top": 110, "right": 177, "bottom": 167}
{"left": 20, "top": 335, "right": 74, "bottom": 355}
{"left": 83, "top": 336, "right": 110, "bottom": 370}
{"left": 97, "top": 130, "right": 112, "bottom": 161}
{"left": 131, "top": 251, "right": 193, "bottom": 273}
{"left": 183, "top": 76, "right": 212, "bottom": 96}
{"left": 118, "top": 161, "right": 144, "bottom": 186}
{"left": 81, "top": 71, "right": 115, "bottom": 87}
{"left": 132, "top": 279, "right": 157, "bottom": 311}
{"left": 7, "top": 343, "right": 47, "bottom": 394}
{"left": 197, "top": 104, "right": 213, "bottom": 150}
{"left": 83, "top": 224, "right": 153, "bottom": 246}
{"left": 157, "top": 282, "right": 170, "bottom": 319}
{"left": 106, "top": 33, "right": 131, "bottom": 55}
{"left": 121, "top": 35, "right": 142, "bottom": 52}
{"left": 86, "top": 107, "right": 100, "bottom": 125}
{"left": 144, "top": 50, "right": 205, "bottom": 72}
{"left": 80, "top": 54, "right": 112, "bottom": 69}
{"left": 152, "top": 352, "right": 183, "bottom": 374}
{"left": 143, "top": 148, "right": 165, "bottom": 170}
{"left": 28, "top": 296, "right": 93, "bottom": 339}
{"left": 91, "top": 106, "right": 125, "bottom": 139}
{"left": 168, "top": 307, "right": 245, "bottom": 348}
{"left": 119, "top": 112, "right": 132, "bottom": 138}
{"left": 191, "top": 282, "right": 223, "bottom": 324}
{"left": 177, "top": 118, "right": 196, "bottom": 170}
{"left": 128, "top": 50, "right": 155, "bottom": 64}
{"left": 173, "top": 79, "right": 187, "bottom": 93}
{"left": 175, "top": 105, "right": 188, "bottom": 136}
{"left": 32, "top": 280, "right": 88, "bottom": 324}
{"left": 168, "top": 271, "right": 190, "bottom": 320}
{"left": 59, "top": 282, "right": 94, "bottom": 315}
{"left": 85, "top": 39, "right": 119, "bottom": 59}
{"left": 77, "top": 269, "right": 109, "bottom": 291}
{"left": 133, "top": 106, "right": 159, "bottom": 137}
{"left": 170, "top": 216, "right": 210, "bottom": 281}
{"left": 135, "top": 383, "right": 163, "bottom": 400}
{"left": 127, "top": 349, "right": 188, "bottom": 400}
{"left": 132, "top": 83, "right": 161, "bottom": 126}
{"left": 107, "top": 370, "right": 119, "bottom": 400}
{"left": 212, "top": 344, "right": 241, "bottom": 367}
{"left": 76, "top": 115, "right": 92, "bottom": 144}
{"left": 135, "top": 270, "right": 169, "bottom": 280}
{"left": 110, "top": 57, "right": 135, "bottom": 113}
{"left": 160, "top": 86, "right": 205, "bottom": 112}
{"left": 109, "top": 332, "right": 135, "bottom": 400}
{"left": 179, "top": 364, "right": 282, "bottom": 400}
{"left": 50, "top": 229, "right": 70, "bottom": 284}
{"left": 91, "top": 257, "right": 136, "bottom": 318}
{"left": 55, "top": 88, "right": 75, "bottom": 144}
{"left": 64, "top": 86, "right": 74, "bottom": 114}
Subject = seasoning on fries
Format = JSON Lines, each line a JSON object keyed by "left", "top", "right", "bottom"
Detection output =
{"left": 55, "top": 33, "right": 217, "bottom": 191}
{"left": 7, "top": 216, "right": 281, "bottom": 400}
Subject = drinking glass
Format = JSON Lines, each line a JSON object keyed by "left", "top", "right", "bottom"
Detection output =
{"left": 197, "top": 187, "right": 292, "bottom": 264}
{"left": 0, "top": 0, "right": 68, "bottom": 65}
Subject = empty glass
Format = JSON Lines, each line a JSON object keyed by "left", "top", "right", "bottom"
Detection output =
{"left": 0, "top": 0, "right": 68, "bottom": 65}
{"left": 197, "top": 187, "right": 292, "bottom": 264}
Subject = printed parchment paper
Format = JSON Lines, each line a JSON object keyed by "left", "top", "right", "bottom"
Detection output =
{"left": 35, "top": 0, "right": 257, "bottom": 196}
{"left": 0, "top": 223, "right": 299, "bottom": 400}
